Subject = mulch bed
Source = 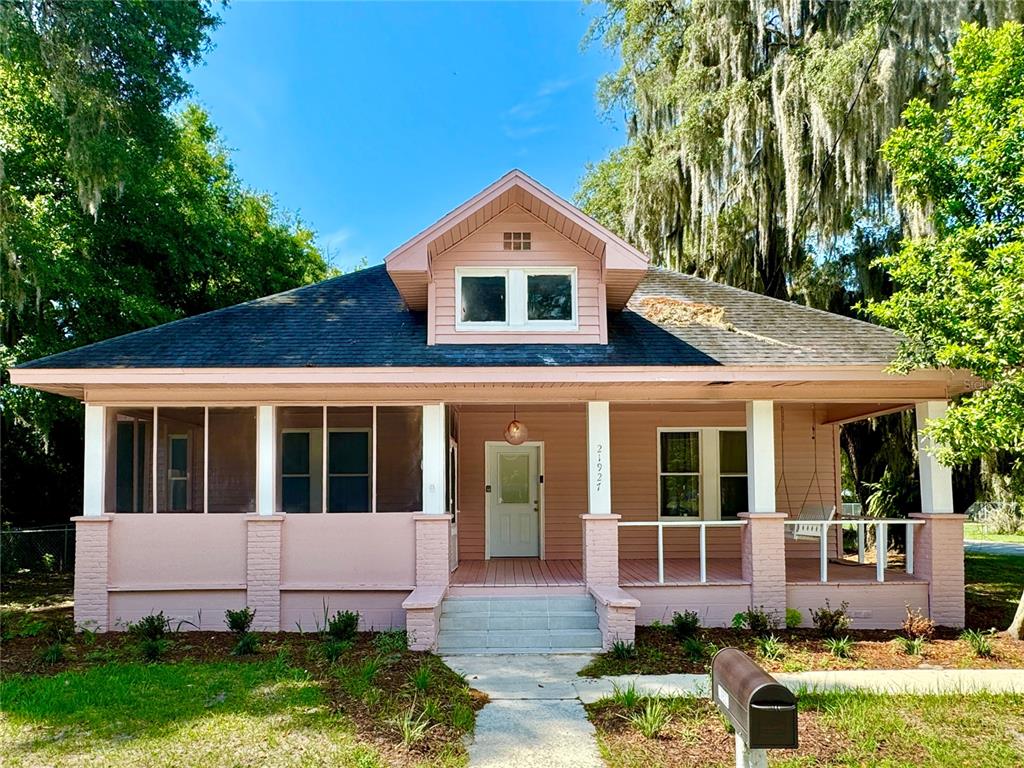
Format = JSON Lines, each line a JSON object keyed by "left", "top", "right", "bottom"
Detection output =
{"left": 581, "top": 624, "right": 1024, "bottom": 677}
{"left": 587, "top": 698, "right": 853, "bottom": 768}
{"left": 0, "top": 612, "right": 485, "bottom": 767}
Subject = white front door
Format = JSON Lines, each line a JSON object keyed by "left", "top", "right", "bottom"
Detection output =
{"left": 487, "top": 443, "right": 540, "bottom": 558}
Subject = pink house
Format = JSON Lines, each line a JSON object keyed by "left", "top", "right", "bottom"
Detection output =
{"left": 11, "top": 171, "right": 971, "bottom": 652}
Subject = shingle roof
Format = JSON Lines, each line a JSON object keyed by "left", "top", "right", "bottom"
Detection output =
{"left": 17, "top": 264, "right": 899, "bottom": 370}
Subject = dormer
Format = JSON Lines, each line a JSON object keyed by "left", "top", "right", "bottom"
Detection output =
{"left": 385, "top": 170, "right": 649, "bottom": 344}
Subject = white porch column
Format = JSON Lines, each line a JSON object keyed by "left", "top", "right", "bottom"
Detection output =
{"left": 256, "top": 405, "right": 276, "bottom": 515}
{"left": 421, "top": 403, "right": 446, "bottom": 515}
{"left": 415, "top": 403, "right": 450, "bottom": 594}
{"left": 745, "top": 400, "right": 776, "bottom": 514}
{"left": 582, "top": 401, "right": 620, "bottom": 590}
{"left": 587, "top": 401, "right": 612, "bottom": 514}
{"left": 915, "top": 401, "right": 954, "bottom": 514}
{"left": 82, "top": 404, "right": 106, "bottom": 516}
{"left": 911, "top": 400, "right": 964, "bottom": 627}
{"left": 740, "top": 400, "right": 786, "bottom": 618}
{"left": 76, "top": 403, "right": 111, "bottom": 630}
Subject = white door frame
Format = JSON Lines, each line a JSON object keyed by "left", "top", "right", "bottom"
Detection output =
{"left": 484, "top": 440, "right": 545, "bottom": 560}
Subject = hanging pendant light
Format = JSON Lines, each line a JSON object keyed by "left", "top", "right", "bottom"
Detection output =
{"left": 504, "top": 404, "right": 528, "bottom": 445}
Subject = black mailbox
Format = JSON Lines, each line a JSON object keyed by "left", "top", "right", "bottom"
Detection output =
{"left": 711, "top": 648, "right": 798, "bottom": 749}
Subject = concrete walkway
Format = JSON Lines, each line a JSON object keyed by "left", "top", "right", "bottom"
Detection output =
{"left": 446, "top": 654, "right": 1024, "bottom": 767}
{"left": 964, "top": 539, "right": 1024, "bottom": 556}
{"left": 445, "top": 654, "right": 604, "bottom": 768}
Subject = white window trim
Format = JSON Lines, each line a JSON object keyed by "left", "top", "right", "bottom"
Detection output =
{"left": 455, "top": 266, "right": 578, "bottom": 332}
{"left": 657, "top": 427, "right": 749, "bottom": 521}
{"left": 326, "top": 427, "right": 372, "bottom": 513}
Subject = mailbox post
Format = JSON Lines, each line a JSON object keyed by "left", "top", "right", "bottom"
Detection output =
{"left": 711, "top": 648, "right": 797, "bottom": 768}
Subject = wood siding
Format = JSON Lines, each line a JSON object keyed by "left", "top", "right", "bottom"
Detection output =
{"left": 455, "top": 402, "right": 839, "bottom": 563}
{"left": 431, "top": 207, "right": 604, "bottom": 344}
{"left": 456, "top": 405, "right": 588, "bottom": 561}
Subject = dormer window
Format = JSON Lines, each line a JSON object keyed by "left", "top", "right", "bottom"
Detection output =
{"left": 503, "top": 231, "right": 531, "bottom": 251}
{"left": 457, "top": 267, "right": 577, "bottom": 331}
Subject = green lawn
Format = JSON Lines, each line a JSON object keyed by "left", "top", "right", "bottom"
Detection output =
{"left": 589, "top": 690, "right": 1024, "bottom": 767}
{"left": 963, "top": 523, "right": 1024, "bottom": 544}
{"left": 0, "top": 657, "right": 464, "bottom": 768}
{"left": 965, "top": 551, "right": 1024, "bottom": 630}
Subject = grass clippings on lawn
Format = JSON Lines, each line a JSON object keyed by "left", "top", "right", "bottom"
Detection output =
{"left": 588, "top": 690, "right": 1024, "bottom": 768}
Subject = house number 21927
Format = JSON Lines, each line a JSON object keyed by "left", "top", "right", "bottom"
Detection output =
{"left": 594, "top": 444, "right": 604, "bottom": 492}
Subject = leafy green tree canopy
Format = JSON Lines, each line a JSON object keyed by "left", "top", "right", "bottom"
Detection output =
{"left": 869, "top": 21, "right": 1024, "bottom": 463}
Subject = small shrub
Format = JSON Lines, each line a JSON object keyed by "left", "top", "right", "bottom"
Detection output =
{"left": 824, "top": 635, "right": 853, "bottom": 659}
{"left": 327, "top": 610, "right": 359, "bottom": 642}
{"left": 39, "top": 642, "right": 66, "bottom": 664}
{"left": 410, "top": 662, "right": 432, "bottom": 693}
{"left": 128, "top": 613, "right": 169, "bottom": 641}
{"left": 421, "top": 697, "right": 443, "bottom": 722}
{"left": 670, "top": 610, "right": 701, "bottom": 640}
{"left": 682, "top": 635, "right": 711, "bottom": 662}
{"left": 225, "top": 607, "right": 255, "bottom": 635}
{"left": 374, "top": 629, "right": 407, "bottom": 653}
{"left": 450, "top": 701, "right": 475, "bottom": 732}
{"left": 41, "top": 552, "right": 57, "bottom": 572}
{"left": 732, "top": 606, "right": 778, "bottom": 636}
{"left": 321, "top": 639, "right": 353, "bottom": 662}
{"left": 77, "top": 624, "right": 98, "bottom": 646}
{"left": 785, "top": 608, "right": 803, "bottom": 630}
{"left": 362, "top": 686, "right": 383, "bottom": 709}
{"left": 810, "top": 600, "right": 851, "bottom": 638}
{"left": 611, "top": 682, "right": 641, "bottom": 710}
{"left": 138, "top": 637, "right": 170, "bottom": 661}
{"left": 897, "top": 635, "right": 926, "bottom": 656}
{"left": 45, "top": 616, "right": 75, "bottom": 644}
{"left": 610, "top": 639, "right": 636, "bottom": 660}
{"left": 627, "top": 699, "right": 670, "bottom": 739}
{"left": 902, "top": 606, "right": 935, "bottom": 640}
{"left": 232, "top": 632, "right": 259, "bottom": 656}
{"left": 961, "top": 629, "right": 995, "bottom": 658}
{"left": 755, "top": 634, "right": 784, "bottom": 661}
{"left": 394, "top": 708, "right": 431, "bottom": 746}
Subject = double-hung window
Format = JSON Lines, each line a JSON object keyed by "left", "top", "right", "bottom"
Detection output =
{"left": 457, "top": 267, "right": 577, "bottom": 331}
{"left": 658, "top": 428, "right": 749, "bottom": 519}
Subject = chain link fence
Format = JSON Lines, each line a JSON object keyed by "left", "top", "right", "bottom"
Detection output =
{"left": 1, "top": 524, "right": 75, "bottom": 574}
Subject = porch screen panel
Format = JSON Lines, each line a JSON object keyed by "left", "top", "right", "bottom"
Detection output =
{"left": 155, "top": 407, "right": 205, "bottom": 513}
{"left": 660, "top": 431, "right": 700, "bottom": 517}
{"left": 278, "top": 407, "right": 323, "bottom": 513}
{"left": 326, "top": 407, "right": 372, "bottom": 513}
{"left": 105, "top": 407, "right": 153, "bottom": 513}
{"left": 376, "top": 406, "right": 423, "bottom": 513}
{"left": 208, "top": 407, "right": 256, "bottom": 513}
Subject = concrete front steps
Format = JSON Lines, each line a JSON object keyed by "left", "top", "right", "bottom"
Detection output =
{"left": 437, "top": 595, "right": 602, "bottom": 654}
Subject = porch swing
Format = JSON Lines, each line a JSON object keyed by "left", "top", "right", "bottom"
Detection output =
{"left": 779, "top": 405, "right": 839, "bottom": 550}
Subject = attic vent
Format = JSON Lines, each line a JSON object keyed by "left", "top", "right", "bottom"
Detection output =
{"left": 503, "top": 231, "right": 531, "bottom": 251}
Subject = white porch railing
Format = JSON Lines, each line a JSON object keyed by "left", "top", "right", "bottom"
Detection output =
{"left": 617, "top": 519, "right": 748, "bottom": 584}
{"left": 784, "top": 518, "right": 926, "bottom": 583}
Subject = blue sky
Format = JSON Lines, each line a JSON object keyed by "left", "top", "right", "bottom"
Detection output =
{"left": 184, "top": 1, "right": 624, "bottom": 271}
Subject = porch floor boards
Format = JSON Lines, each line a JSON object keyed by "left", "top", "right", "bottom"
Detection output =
{"left": 451, "top": 558, "right": 584, "bottom": 587}
{"left": 451, "top": 557, "right": 922, "bottom": 587}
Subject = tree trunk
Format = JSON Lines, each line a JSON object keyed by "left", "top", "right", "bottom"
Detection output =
{"left": 1008, "top": 589, "right": 1024, "bottom": 640}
